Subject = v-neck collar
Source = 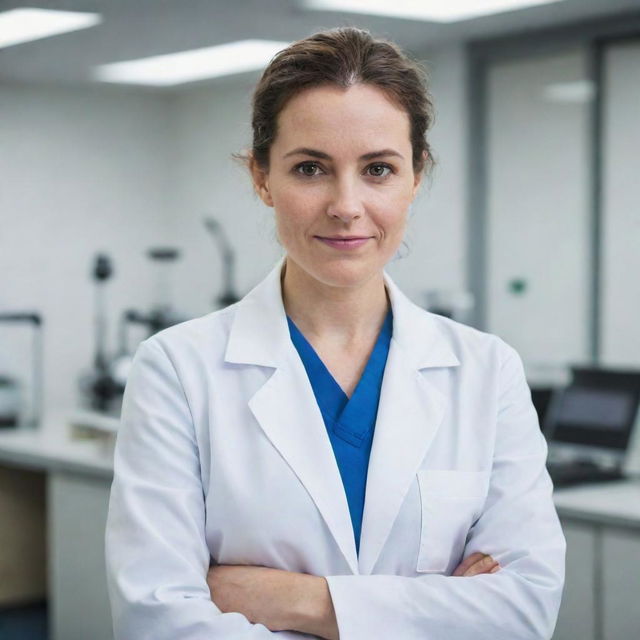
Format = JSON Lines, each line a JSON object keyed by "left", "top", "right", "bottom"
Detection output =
{"left": 286, "top": 309, "right": 393, "bottom": 438}
{"left": 339, "top": 310, "right": 392, "bottom": 437}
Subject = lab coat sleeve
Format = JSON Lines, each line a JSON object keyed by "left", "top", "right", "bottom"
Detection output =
{"left": 105, "top": 338, "right": 281, "bottom": 639}
{"left": 324, "top": 340, "right": 566, "bottom": 640}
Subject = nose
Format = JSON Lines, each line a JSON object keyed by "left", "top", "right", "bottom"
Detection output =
{"left": 326, "top": 177, "right": 365, "bottom": 223}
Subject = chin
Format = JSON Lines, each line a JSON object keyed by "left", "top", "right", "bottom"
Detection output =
{"left": 305, "top": 257, "right": 382, "bottom": 290}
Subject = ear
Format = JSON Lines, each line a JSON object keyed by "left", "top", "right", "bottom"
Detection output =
{"left": 412, "top": 171, "right": 423, "bottom": 199}
{"left": 412, "top": 150, "right": 428, "bottom": 197}
{"left": 249, "top": 154, "right": 274, "bottom": 207}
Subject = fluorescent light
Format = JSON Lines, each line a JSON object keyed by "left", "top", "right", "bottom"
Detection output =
{"left": 543, "top": 81, "right": 595, "bottom": 104}
{"left": 94, "top": 40, "right": 291, "bottom": 87}
{"left": 0, "top": 7, "right": 101, "bottom": 49}
{"left": 303, "top": 0, "right": 564, "bottom": 23}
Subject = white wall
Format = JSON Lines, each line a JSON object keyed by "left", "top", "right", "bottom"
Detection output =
{"left": 0, "top": 84, "right": 175, "bottom": 423}
{"left": 168, "top": 80, "right": 282, "bottom": 316}
{"left": 601, "top": 40, "right": 640, "bottom": 367}
{"left": 388, "top": 45, "right": 469, "bottom": 304}
{"left": 486, "top": 49, "right": 592, "bottom": 369}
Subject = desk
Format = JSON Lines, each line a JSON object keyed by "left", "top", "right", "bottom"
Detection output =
{"left": 0, "top": 428, "right": 113, "bottom": 640}
{"left": 0, "top": 429, "right": 639, "bottom": 640}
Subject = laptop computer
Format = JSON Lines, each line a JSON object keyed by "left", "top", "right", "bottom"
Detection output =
{"left": 544, "top": 368, "right": 640, "bottom": 488}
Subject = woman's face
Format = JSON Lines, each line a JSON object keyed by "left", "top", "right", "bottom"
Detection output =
{"left": 251, "top": 83, "right": 422, "bottom": 290}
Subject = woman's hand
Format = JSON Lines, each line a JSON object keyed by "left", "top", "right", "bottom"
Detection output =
{"left": 206, "top": 554, "right": 498, "bottom": 637}
{"left": 207, "top": 565, "right": 298, "bottom": 631}
{"left": 207, "top": 564, "right": 339, "bottom": 639}
{"left": 452, "top": 552, "right": 501, "bottom": 577}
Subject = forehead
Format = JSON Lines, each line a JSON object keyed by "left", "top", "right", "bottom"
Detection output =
{"left": 274, "top": 83, "right": 411, "bottom": 155}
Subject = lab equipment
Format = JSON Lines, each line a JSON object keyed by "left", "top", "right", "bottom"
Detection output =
{"left": 143, "top": 247, "right": 186, "bottom": 330}
{"left": 78, "top": 254, "right": 121, "bottom": 415}
{"left": 108, "top": 248, "right": 189, "bottom": 392}
{"left": 78, "top": 224, "right": 242, "bottom": 418}
{"left": 204, "top": 216, "right": 240, "bottom": 308}
{"left": 79, "top": 249, "right": 191, "bottom": 416}
{"left": 0, "top": 375, "right": 21, "bottom": 428}
{"left": 0, "top": 312, "right": 43, "bottom": 428}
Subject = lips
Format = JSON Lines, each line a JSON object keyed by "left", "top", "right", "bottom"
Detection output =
{"left": 320, "top": 236, "right": 369, "bottom": 241}
{"left": 315, "top": 235, "right": 372, "bottom": 250}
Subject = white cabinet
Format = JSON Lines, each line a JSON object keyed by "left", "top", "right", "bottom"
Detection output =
{"left": 553, "top": 520, "right": 598, "bottom": 640}
{"left": 602, "top": 529, "right": 640, "bottom": 639}
{"left": 553, "top": 516, "right": 640, "bottom": 640}
{"left": 48, "top": 471, "right": 113, "bottom": 640}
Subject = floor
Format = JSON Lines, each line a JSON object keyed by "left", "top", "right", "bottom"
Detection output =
{"left": 0, "top": 602, "right": 48, "bottom": 640}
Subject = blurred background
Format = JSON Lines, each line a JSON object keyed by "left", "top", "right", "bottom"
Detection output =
{"left": 0, "top": 1, "right": 639, "bottom": 639}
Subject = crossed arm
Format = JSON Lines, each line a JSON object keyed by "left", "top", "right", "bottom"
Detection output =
{"left": 107, "top": 338, "right": 563, "bottom": 639}
{"left": 207, "top": 552, "right": 500, "bottom": 639}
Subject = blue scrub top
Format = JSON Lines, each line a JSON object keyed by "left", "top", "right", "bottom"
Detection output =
{"left": 286, "top": 309, "right": 393, "bottom": 554}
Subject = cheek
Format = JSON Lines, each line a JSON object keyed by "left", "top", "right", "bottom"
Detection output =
{"left": 371, "top": 182, "right": 413, "bottom": 221}
{"left": 272, "top": 190, "right": 318, "bottom": 233}
{"left": 272, "top": 208, "right": 307, "bottom": 252}
{"left": 376, "top": 201, "right": 409, "bottom": 236}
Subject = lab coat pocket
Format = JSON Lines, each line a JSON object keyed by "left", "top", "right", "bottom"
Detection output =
{"left": 416, "top": 470, "right": 490, "bottom": 574}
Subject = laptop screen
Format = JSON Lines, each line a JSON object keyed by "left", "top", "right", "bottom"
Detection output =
{"left": 548, "top": 383, "right": 639, "bottom": 451}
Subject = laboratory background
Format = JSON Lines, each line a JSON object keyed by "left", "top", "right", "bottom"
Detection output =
{"left": 0, "top": 0, "right": 639, "bottom": 638}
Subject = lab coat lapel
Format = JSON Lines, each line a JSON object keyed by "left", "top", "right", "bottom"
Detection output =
{"left": 248, "top": 362, "right": 359, "bottom": 574}
{"left": 225, "top": 259, "right": 359, "bottom": 574}
{"left": 358, "top": 273, "right": 461, "bottom": 576}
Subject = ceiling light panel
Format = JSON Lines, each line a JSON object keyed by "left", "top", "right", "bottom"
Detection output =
{"left": 0, "top": 7, "right": 101, "bottom": 49}
{"left": 94, "top": 40, "right": 291, "bottom": 87}
{"left": 303, "top": 0, "right": 564, "bottom": 23}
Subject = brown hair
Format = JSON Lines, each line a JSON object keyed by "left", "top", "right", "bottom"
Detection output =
{"left": 241, "top": 26, "right": 435, "bottom": 177}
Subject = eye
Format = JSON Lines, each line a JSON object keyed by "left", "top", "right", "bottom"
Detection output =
{"left": 294, "top": 162, "right": 324, "bottom": 177}
{"left": 366, "top": 163, "right": 393, "bottom": 179}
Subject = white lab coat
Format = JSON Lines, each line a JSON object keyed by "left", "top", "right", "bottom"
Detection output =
{"left": 105, "top": 258, "right": 565, "bottom": 640}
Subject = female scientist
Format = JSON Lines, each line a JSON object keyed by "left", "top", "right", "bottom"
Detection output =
{"left": 105, "top": 27, "right": 565, "bottom": 640}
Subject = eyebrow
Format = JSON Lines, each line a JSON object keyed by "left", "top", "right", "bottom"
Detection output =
{"left": 283, "top": 147, "right": 404, "bottom": 161}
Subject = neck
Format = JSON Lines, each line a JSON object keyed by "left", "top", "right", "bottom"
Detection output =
{"left": 281, "top": 257, "right": 389, "bottom": 344}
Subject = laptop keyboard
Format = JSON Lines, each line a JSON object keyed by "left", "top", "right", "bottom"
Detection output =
{"left": 547, "top": 460, "right": 624, "bottom": 487}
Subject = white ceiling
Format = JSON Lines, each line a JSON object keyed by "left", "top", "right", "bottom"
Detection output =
{"left": 1, "top": 0, "right": 639, "bottom": 88}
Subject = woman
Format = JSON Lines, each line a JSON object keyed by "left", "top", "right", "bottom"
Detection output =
{"left": 106, "top": 27, "right": 565, "bottom": 640}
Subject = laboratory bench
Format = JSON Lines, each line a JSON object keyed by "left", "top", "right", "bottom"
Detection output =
{"left": 0, "top": 425, "right": 114, "bottom": 640}
{"left": 0, "top": 427, "right": 639, "bottom": 640}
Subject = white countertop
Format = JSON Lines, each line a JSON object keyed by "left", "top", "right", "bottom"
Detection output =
{"left": 553, "top": 479, "right": 640, "bottom": 529}
{"left": 0, "top": 428, "right": 113, "bottom": 479}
